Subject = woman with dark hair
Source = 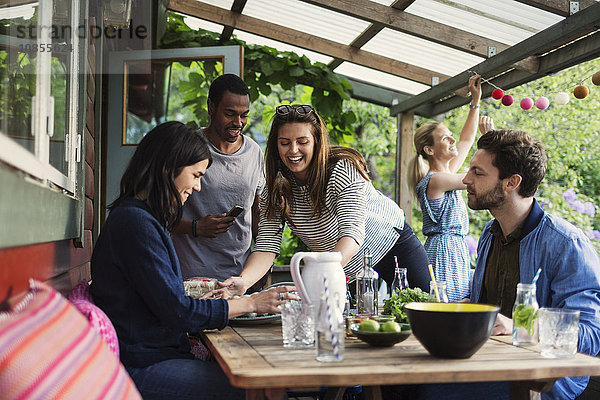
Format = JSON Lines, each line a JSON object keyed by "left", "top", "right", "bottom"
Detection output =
{"left": 91, "top": 121, "right": 293, "bottom": 399}
{"left": 224, "top": 105, "right": 430, "bottom": 296}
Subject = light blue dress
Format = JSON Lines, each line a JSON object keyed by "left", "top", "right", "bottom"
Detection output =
{"left": 416, "top": 172, "right": 470, "bottom": 301}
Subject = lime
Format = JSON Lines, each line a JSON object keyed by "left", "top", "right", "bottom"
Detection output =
{"left": 358, "top": 319, "right": 380, "bottom": 332}
{"left": 380, "top": 321, "right": 402, "bottom": 333}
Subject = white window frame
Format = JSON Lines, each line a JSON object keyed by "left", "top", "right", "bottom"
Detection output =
{"left": 0, "top": 0, "right": 81, "bottom": 194}
{"left": 0, "top": 0, "right": 86, "bottom": 249}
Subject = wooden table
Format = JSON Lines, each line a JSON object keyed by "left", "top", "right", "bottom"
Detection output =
{"left": 202, "top": 323, "right": 600, "bottom": 400}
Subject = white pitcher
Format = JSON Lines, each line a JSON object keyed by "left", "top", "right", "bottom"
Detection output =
{"left": 289, "top": 252, "right": 346, "bottom": 313}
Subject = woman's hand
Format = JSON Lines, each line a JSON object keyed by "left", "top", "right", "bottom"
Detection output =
{"left": 219, "top": 276, "right": 246, "bottom": 297}
{"left": 199, "top": 288, "right": 224, "bottom": 299}
{"left": 250, "top": 286, "right": 297, "bottom": 315}
{"left": 227, "top": 285, "right": 296, "bottom": 317}
{"left": 479, "top": 115, "right": 495, "bottom": 134}
{"left": 468, "top": 74, "right": 482, "bottom": 104}
{"left": 492, "top": 313, "right": 512, "bottom": 335}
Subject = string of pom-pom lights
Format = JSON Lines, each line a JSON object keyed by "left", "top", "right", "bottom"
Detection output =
{"left": 469, "top": 69, "right": 600, "bottom": 110}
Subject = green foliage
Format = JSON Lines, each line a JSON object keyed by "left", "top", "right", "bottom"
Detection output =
{"left": 439, "top": 57, "right": 600, "bottom": 254}
{"left": 273, "top": 225, "right": 310, "bottom": 265}
{"left": 0, "top": 50, "right": 35, "bottom": 137}
{"left": 160, "top": 13, "right": 356, "bottom": 139}
{"left": 538, "top": 183, "right": 600, "bottom": 254}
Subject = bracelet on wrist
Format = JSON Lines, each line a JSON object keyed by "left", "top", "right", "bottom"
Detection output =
{"left": 191, "top": 219, "right": 198, "bottom": 237}
{"left": 469, "top": 104, "right": 479, "bottom": 109}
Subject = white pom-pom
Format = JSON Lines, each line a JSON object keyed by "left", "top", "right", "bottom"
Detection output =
{"left": 554, "top": 92, "right": 570, "bottom": 105}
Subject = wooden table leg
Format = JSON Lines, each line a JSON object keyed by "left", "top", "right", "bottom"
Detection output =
{"left": 510, "top": 380, "right": 555, "bottom": 400}
{"left": 246, "top": 388, "right": 286, "bottom": 400}
{"left": 363, "top": 385, "right": 383, "bottom": 400}
{"left": 509, "top": 382, "right": 531, "bottom": 400}
{"left": 323, "top": 386, "right": 346, "bottom": 400}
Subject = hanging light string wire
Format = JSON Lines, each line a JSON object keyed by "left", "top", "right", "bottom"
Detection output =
{"left": 468, "top": 66, "right": 597, "bottom": 100}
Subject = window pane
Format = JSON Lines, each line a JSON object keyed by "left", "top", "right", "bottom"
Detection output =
{"left": 124, "top": 58, "right": 222, "bottom": 144}
{"left": 48, "top": 0, "right": 70, "bottom": 175}
{"left": 0, "top": 2, "right": 38, "bottom": 155}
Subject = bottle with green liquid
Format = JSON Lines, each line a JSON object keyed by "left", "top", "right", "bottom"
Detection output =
{"left": 512, "top": 283, "right": 539, "bottom": 346}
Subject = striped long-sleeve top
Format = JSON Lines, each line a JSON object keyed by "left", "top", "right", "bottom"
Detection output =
{"left": 254, "top": 159, "right": 405, "bottom": 277}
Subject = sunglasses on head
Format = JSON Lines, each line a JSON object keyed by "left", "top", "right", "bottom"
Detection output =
{"left": 275, "top": 104, "right": 315, "bottom": 117}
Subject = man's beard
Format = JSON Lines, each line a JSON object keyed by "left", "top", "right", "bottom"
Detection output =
{"left": 467, "top": 181, "right": 505, "bottom": 210}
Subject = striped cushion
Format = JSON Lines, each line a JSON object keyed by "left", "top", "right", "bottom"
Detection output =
{"left": 67, "top": 280, "right": 120, "bottom": 358}
{"left": 0, "top": 280, "right": 141, "bottom": 400}
{"left": 70, "top": 299, "right": 120, "bottom": 358}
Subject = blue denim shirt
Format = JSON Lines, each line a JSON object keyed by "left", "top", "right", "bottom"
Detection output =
{"left": 471, "top": 199, "right": 600, "bottom": 399}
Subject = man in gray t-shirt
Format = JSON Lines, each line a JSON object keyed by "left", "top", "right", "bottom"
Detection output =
{"left": 172, "top": 74, "right": 265, "bottom": 282}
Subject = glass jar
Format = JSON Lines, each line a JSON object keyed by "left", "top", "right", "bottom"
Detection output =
{"left": 429, "top": 280, "right": 449, "bottom": 303}
{"left": 512, "top": 283, "right": 539, "bottom": 346}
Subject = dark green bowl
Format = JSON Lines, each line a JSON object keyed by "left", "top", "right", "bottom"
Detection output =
{"left": 350, "top": 323, "right": 411, "bottom": 347}
{"left": 405, "top": 302, "right": 499, "bottom": 359}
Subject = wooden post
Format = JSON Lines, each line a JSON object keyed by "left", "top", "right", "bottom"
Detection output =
{"left": 395, "top": 111, "right": 415, "bottom": 226}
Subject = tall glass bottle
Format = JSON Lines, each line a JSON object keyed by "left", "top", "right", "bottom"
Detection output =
{"left": 512, "top": 283, "right": 539, "bottom": 346}
{"left": 390, "top": 266, "right": 408, "bottom": 296}
{"left": 343, "top": 275, "right": 352, "bottom": 317}
{"left": 356, "top": 249, "right": 378, "bottom": 315}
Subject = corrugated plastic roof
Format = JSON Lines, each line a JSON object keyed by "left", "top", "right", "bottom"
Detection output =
{"left": 176, "top": 0, "right": 598, "bottom": 107}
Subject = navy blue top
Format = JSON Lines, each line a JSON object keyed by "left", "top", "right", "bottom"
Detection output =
{"left": 91, "top": 198, "right": 229, "bottom": 368}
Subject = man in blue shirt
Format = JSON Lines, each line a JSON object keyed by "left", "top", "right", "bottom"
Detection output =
{"left": 463, "top": 129, "right": 600, "bottom": 399}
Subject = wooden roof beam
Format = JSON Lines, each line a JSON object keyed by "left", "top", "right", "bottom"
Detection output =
{"left": 220, "top": 0, "right": 247, "bottom": 42}
{"left": 328, "top": 0, "right": 416, "bottom": 76}
{"left": 390, "top": 2, "right": 600, "bottom": 115}
{"left": 169, "top": 0, "right": 449, "bottom": 86}
{"left": 390, "top": 0, "right": 417, "bottom": 10}
{"left": 327, "top": 23, "right": 384, "bottom": 70}
{"left": 515, "top": 0, "right": 599, "bottom": 17}
{"left": 298, "top": 0, "right": 508, "bottom": 58}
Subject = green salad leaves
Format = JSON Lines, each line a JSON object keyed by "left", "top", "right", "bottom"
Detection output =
{"left": 513, "top": 304, "right": 538, "bottom": 336}
{"left": 382, "top": 288, "right": 430, "bottom": 323}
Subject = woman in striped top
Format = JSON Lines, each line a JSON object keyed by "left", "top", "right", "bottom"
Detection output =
{"left": 408, "top": 75, "right": 492, "bottom": 302}
{"left": 224, "top": 104, "right": 430, "bottom": 294}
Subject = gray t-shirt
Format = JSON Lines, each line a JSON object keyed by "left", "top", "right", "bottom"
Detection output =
{"left": 172, "top": 132, "right": 265, "bottom": 280}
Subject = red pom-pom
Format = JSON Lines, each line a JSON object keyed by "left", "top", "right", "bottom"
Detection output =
{"left": 492, "top": 89, "right": 504, "bottom": 100}
{"left": 501, "top": 94, "right": 514, "bottom": 106}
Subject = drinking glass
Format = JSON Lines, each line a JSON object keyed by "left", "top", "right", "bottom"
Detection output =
{"left": 429, "top": 280, "right": 449, "bottom": 303}
{"left": 281, "top": 299, "right": 315, "bottom": 348}
{"left": 538, "top": 308, "right": 580, "bottom": 358}
{"left": 316, "top": 296, "right": 345, "bottom": 362}
{"left": 316, "top": 321, "right": 345, "bottom": 362}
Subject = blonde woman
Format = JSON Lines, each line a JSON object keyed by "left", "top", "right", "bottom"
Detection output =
{"left": 408, "top": 75, "right": 492, "bottom": 301}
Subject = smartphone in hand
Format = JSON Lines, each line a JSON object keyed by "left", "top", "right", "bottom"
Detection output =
{"left": 226, "top": 205, "right": 244, "bottom": 218}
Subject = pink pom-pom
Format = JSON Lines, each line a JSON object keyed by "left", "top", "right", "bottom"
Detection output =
{"left": 520, "top": 98, "right": 534, "bottom": 110}
{"left": 501, "top": 95, "right": 514, "bottom": 106}
{"left": 492, "top": 89, "right": 504, "bottom": 100}
{"left": 536, "top": 96, "right": 549, "bottom": 110}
